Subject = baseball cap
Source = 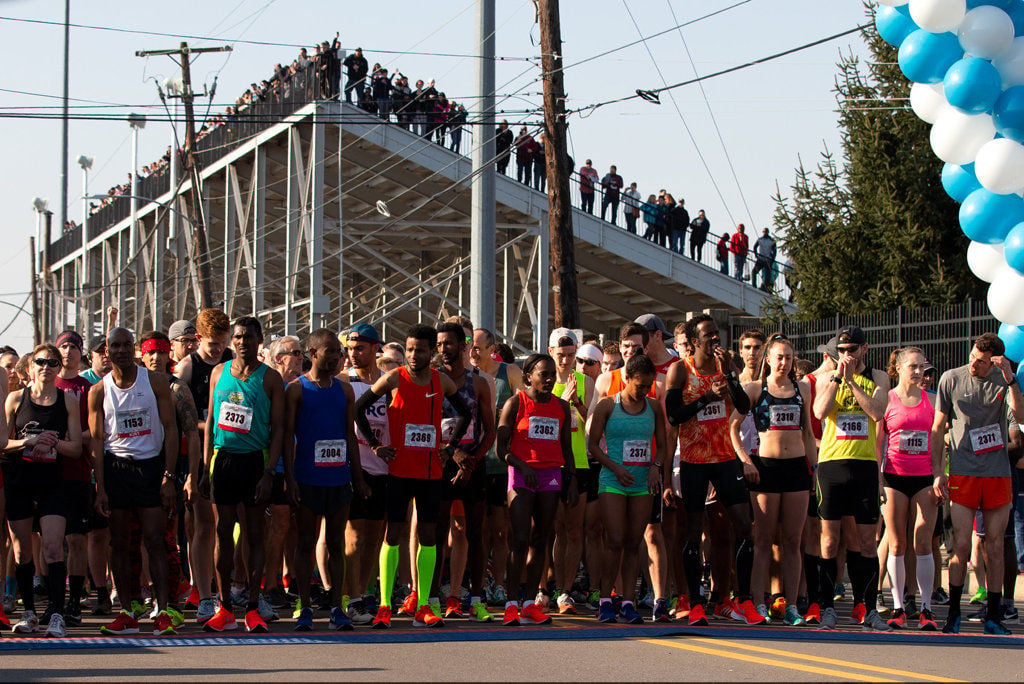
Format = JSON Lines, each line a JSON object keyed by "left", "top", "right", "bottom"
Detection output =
{"left": 816, "top": 336, "right": 838, "bottom": 361}
{"left": 836, "top": 325, "right": 866, "bottom": 346}
{"left": 548, "top": 327, "right": 579, "bottom": 348}
{"left": 168, "top": 320, "right": 197, "bottom": 340}
{"left": 635, "top": 313, "right": 669, "bottom": 339}
{"left": 55, "top": 330, "right": 83, "bottom": 351}
{"left": 576, "top": 344, "right": 603, "bottom": 363}
{"left": 346, "top": 323, "right": 381, "bottom": 345}
{"left": 88, "top": 335, "right": 107, "bottom": 353}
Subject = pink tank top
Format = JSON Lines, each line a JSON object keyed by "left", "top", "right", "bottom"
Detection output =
{"left": 882, "top": 389, "right": 934, "bottom": 476}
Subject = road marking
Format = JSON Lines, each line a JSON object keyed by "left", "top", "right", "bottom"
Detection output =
{"left": 684, "top": 636, "right": 964, "bottom": 683}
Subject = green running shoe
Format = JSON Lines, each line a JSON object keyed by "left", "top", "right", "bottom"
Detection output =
{"left": 292, "top": 598, "right": 305, "bottom": 620}
{"left": 783, "top": 604, "right": 805, "bottom": 626}
{"left": 970, "top": 587, "right": 988, "bottom": 605}
{"left": 165, "top": 605, "right": 186, "bottom": 628}
{"left": 469, "top": 601, "right": 494, "bottom": 622}
{"left": 130, "top": 599, "right": 148, "bottom": 619}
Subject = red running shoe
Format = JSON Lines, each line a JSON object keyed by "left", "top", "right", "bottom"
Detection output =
{"left": 398, "top": 591, "right": 418, "bottom": 616}
{"left": 803, "top": 602, "right": 821, "bottom": 625}
{"left": 413, "top": 605, "right": 444, "bottom": 628}
{"left": 733, "top": 599, "right": 768, "bottom": 625}
{"left": 371, "top": 605, "right": 391, "bottom": 629}
{"left": 714, "top": 597, "right": 737, "bottom": 620}
{"left": 887, "top": 608, "right": 907, "bottom": 629}
{"left": 153, "top": 611, "right": 177, "bottom": 636}
{"left": 688, "top": 603, "right": 709, "bottom": 626}
{"left": 100, "top": 610, "right": 140, "bottom": 636}
{"left": 203, "top": 604, "right": 238, "bottom": 632}
{"left": 850, "top": 602, "right": 867, "bottom": 625}
{"left": 0, "top": 603, "right": 10, "bottom": 627}
{"left": 520, "top": 603, "right": 552, "bottom": 625}
{"left": 503, "top": 604, "right": 520, "bottom": 626}
{"left": 186, "top": 587, "right": 200, "bottom": 610}
{"left": 444, "top": 596, "right": 464, "bottom": 619}
{"left": 672, "top": 595, "right": 690, "bottom": 620}
{"left": 245, "top": 609, "right": 268, "bottom": 633}
{"left": 918, "top": 608, "right": 938, "bottom": 631}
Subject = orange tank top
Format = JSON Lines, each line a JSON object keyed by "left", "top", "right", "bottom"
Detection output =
{"left": 388, "top": 367, "right": 444, "bottom": 480}
{"left": 677, "top": 355, "right": 734, "bottom": 464}
{"left": 509, "top": 391, "right": 566, "bottom": 469}
{"left": 608, "top": 367, "right": 658, "bottom": 399}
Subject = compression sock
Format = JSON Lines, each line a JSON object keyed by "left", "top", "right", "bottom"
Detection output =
{"left": 15, "top": 562, "right": 35, "bottom": 613}
{"left": 846, "top": 550, "right": 864, "bottom": 605}
{"left": 948, "top": 584, "right": 963, "bottom": 618}
{"left": 803, "top": 553, "right": 821, "bottom": 605}
{"left": 5, "top": 576, "right": 14, "bottom": 597}
{"left": 735, "top": 538, "right": 754, "bottom": 601}
{"left": 988, "top": 590, "right": 1003, "bottom": 622}
{"left": 682, "top": 541, "right": 703, "bottom": 604}
{"left": 416, "top": 545, "right": 436, "bottom": 609}
{"left": 46, "top": 562, "right": 67, "bottom": 615}
{"left": 378, "top": 543, "right": 399, "bottom": 608}
{"left": 860, "top": 554, "right": 880, "bottom": 609}
{"left": 818, "top": 557, "right": 837, "bottom": 609}
{"left": 68, "top": 575, "right": 85, "bottom": 610}
{"left": 916, "top": 554, "right": 935, "bottom": 611}
{"left": 887, "top": 555, "right": 906, "bottom": 610}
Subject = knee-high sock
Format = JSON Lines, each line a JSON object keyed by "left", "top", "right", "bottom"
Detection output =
{"left": 860, "top": 554, "right": 880, "bottom": 609}
{"left": 846, "top": 550, "right": 864, "bottom": 605}
{"left": 887, "top": 555, "right": 906, "bottom": 610}
{"left": 378, "top": 544, "right": 399, "bottom": 608}
{"left": 916, "top": 554, "right": 935, "bottom": 611}
{"left": 46, "top": 562, "right": 66, "bottom": 615}
{"left": 683, "top": 541, "right": 702, "bottom": 603}
{"left": 735, "top": 538, "right": 754, "bottom": 601}
{"left": 416, "top": 545, "right": 436, "bottom": 609}
{"left": 803, "top": 553, "right": 820, "bottom": 605}
{"left": 15, "top": 562, "right": 35, "bottom": 613}
{"left": 819, "top": 557, "right": 837, "bottom": 609}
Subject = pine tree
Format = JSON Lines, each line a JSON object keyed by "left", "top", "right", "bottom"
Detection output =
{"left": 773, "top": 6, "right": 982, "bottom": 319}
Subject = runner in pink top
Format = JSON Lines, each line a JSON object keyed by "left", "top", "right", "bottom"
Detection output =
{"left": 877, "top": 346, "right": 940, "bottom": 630}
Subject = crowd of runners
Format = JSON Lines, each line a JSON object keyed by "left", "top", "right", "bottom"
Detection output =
{"left": 0, "top": 306, "right": 1018, "bottom": 638}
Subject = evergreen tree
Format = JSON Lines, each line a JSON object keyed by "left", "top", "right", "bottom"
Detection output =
{"left": 773, "top": 6, "right": 983, "bottom": 319}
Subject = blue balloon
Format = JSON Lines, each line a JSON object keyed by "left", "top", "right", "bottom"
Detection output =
{"left": 876, "top": 5, "right": 918, "bottom": 47}
{"left": 898, "top": 30, "right": 965, "bottom": 84}
{"left": 960, "top": 188, "right": 1024, "bottom": 243}
{"left": 994, "top": 86, "right": 1024, "bottom": 142}
{"left": 942, "top": 162, "right": 982, "bottom": 201}
{"left": 968, "top": 0, "right": 1016, "bottom": 9}
{"left": 999, "top": 321, "right": 1024, "bottom": 362}
{"left": 1009, "top": 2, "right": 1024, "bottom": 35}
{"left": 1004, "top": 221, "right": 1024, "bottom": 273}
{"left": 943, "top": 58, "right": 1004, "bottom": 113}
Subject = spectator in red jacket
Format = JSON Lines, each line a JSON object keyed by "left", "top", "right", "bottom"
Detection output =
{"left": 729, "top": 223, "right": 749, "bottom": 281}
{"left": 579, "top": 160, "right": 599, "bottom": 214}
{"left": 515, "top": 127, "right": 538, "bottom": 186}
{"left": 716, "top": 232, "right": 730, "bottom": 274}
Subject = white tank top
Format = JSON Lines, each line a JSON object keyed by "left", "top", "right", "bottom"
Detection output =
{"left": 349, "top": 369, "right": 389, "bottom": 477}
{"left": 103, "top": 367, "right": 164, "bottom": 460}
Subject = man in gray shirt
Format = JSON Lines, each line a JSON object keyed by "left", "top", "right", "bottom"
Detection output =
{"left": 932, "top": 332, "right": 1024, "bottom": 634}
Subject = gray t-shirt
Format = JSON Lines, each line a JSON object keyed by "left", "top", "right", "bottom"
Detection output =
{"left": 937, "top": 364, "right": 1011, "bottom": 478}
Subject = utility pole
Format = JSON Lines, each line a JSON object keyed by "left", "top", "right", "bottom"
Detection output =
{"left": 470, "top": 0, "right": 496, "bottom": 333}
{"left": 136, "top": 42, "right": 231, "bottom": 309}
{"left": 59, "top": 0, "right": 70, "bottom": 239}
{"left": 538, "top": 0, "right": 580, "bottom": 328}
{"left": 42, "top": 211, "right": 53, "bottom": 341}
{"left": 30, "top": 237, "right": 40, "bottom": 346}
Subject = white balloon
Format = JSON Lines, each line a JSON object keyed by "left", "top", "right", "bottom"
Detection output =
{"left": 910, "top": 0, "right": 967, "bottom": 33}
{"left": 878, "top": 0, "right": 909, "bottom": 5}
{"left": 993, "top": 36, "right": 1024, "bottom": 88}
{"left": 967, "top": 240, "right": 1009, "bottom": 282}
{"left": 910, "top": 82, "right": 949, "bottom": 123}
{"left": 975, "top": 138, "right": 1024, "bottom": 194}
{"left": 958, "top": 6, "right": 1015, "bottom": 59}
{"left": 988, "top": 267, "right": 1024, "bottom": 325}
{"left": 930, "top": 108, "right": 997, "bottom": 164}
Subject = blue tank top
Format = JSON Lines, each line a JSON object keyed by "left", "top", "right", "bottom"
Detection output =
{"left": 294, "top": 375, "right": 351, "bottom": 487}
{"left": 599, "top": 394, "right": 655, "bottom": 495}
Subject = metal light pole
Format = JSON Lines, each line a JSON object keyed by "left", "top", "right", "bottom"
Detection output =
{"left": 127, "top": 113, "right": 146, "bottom": 260}
{"left": 77, "top": 154, "right": 93, "bottom": 333}
{"left": 470, "top": 0, "right": 496, "bottom": 333}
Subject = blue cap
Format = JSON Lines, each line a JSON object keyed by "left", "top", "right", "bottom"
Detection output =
{"left": 346, "top": 323, "right": 381, "bottom": 345}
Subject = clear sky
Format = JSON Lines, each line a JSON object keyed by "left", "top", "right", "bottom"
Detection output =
{"left": 0, "top": 0, "right": 870, "bottom": 352}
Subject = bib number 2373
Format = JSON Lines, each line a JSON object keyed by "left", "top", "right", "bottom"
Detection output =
{"left": 217, "top": 402, "right": 253, "bottom": 434}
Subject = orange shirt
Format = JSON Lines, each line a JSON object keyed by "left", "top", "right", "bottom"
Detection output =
{"left": 677, "top": 355, "right": 733, "bottom": 464}
{"left": 387, "top": 367, "right": 444, "bottom": 480}
{"left": 509, "top": 391, "right": 566, "bottom": 469}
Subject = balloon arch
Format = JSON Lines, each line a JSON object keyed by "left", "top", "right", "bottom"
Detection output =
{"left": 876, "top": 0, "right": 1024, "bottom": 369}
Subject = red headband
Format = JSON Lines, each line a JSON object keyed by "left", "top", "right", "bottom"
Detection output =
{"left": 141, "top": 339, "right": 172, "bottom": 355}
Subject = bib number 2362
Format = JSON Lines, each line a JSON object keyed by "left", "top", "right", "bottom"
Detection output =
{"left": 528, "top": 416, "right": 560, "bottom": 441}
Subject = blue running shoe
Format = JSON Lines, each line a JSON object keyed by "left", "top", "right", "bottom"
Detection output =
{"left": 984, "top": 619, "right": 1012, "bottom": 635}
{"left": 941, "top": 614, "right": 961, "bottom": 634}
{"left": 597, "top": 602, "right": 617, "bottom": 624}
{"left": 330, "top": 606, "right": 354, "bottom": 631}
{"left": 294, "top": 606, "right": 314, "bottom": 632}
{"left": 653, "top": 598, "right": 671, "bottom": 623}
{"left": 364, "top": 594, "right": 379, "bottom": 616}
{"left": 619, "top": 602, "right": 644, "bottom": 625}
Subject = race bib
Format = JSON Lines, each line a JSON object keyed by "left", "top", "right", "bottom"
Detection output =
{"left": 357, "top": 423, "right": 386, "bottom": 448}
{"left": 528, "top": 416, "right": 560, "bottom": 441}
{"left": 441, "top": 417, "right": 475, "bottom": 444}
{"left": 217, "top": 402, "right": 253, "bottom": 434}
{"left": 570, "top": 407, "right": 580, "bottom": 432}
{"left": 835, "top": 413, "right": 868, "bottom": 440}
{"left": 698, "top": 400, "right": 726, "bottom": 423}
{"left": 115, "top": 407, "right": 153, "bottom": 438}
{"left": 622, "top": 439, "right": 651, "bottom": 466}
{"left": 768, "top": 405, "right": 800, "bottom": 430}
{"left": 314, "top": 439, "right": 347, "bottom": 467}
{"left": 969, "top": 424, "right": 1004, "bottom": 455}
{"left": 404, "top": 423, "right": 437, "bottom": 449}
{"left": 898, "top": 429, "right": 929, "bottom": 455}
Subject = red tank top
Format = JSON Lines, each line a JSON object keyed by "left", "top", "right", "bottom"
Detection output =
{"left": 677, "top": 355, "right": 734, "bottom": 464}
{"left": 806, "top": 372, "right": 823, "bottom": 440}
{"left": 509, "top": 391, "right": 566, "bottom": 469}
{"left": 388, "top": 367, "right": 444, "bottom": 480}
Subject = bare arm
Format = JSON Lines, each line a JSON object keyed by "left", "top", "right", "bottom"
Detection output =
{"left": 57, "top": 392, "right": 83, "bottom": 457}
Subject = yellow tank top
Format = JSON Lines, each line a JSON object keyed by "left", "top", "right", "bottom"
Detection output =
{"left": 819, "top": 366, "right": 880, "bottom": 463}
{"left": 554, "top": 371, "right": 589, "bottom": 470}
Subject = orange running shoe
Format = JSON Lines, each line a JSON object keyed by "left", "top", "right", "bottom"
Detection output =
{"left": 245, "top": 609, "right": 268, "bottom": 633}
{"left": 202, "top": 604, "right": 237, "bottom": 632}
{"left": 503, "top": 604, "right": 520, "bottom": 626}
{"left": 714, "top": 597, "right": 737, "bottom": 620}
{"left": 153, "top": 610, "right": 177, "bottom": 636}
{"left": 804, "top": 602, "right": 821, "bottom": 625}
{"left": 371, "top": 605, "right": 391, "bottom": 629}
{"left": 688, "top": 603, "right": 709, "bottom": 626}
{"left": 413, "top": 605, "right": 444, "bottom": 628}
{"left": 850, "top": 602, "right": 867, "bottom": 625}
{"left": 444, "top": 596, "right": 465, "bottom": 618}
{"left": 520, "top": 602, "right": 552, "bottom": 625}
{"left": 733, "top": 599, "right": 768, "bottom": 625}
{"left": 672, "top": 595, "right": 690, "bottom": 620}
{"left": 398, "top": 591, "right": 418, "bottom": 616}
{"left": 770, "top": 596, "right": 787, "bottom": 621}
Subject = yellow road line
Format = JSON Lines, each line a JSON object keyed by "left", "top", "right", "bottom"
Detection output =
{"left": 685, "top": 636, "right": 964, "bottom": 683}
{"left": 639, "top": 637, "right": 896, "bottom": 682}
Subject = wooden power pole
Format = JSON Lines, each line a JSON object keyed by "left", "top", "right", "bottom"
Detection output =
{"left": 538, "top": 0, "right": 580, "bottom": 329}
{"left": 136, "top": 42, "right": 231, "bottom": 310}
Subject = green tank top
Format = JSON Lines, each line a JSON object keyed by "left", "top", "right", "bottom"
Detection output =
{"left": 554, "top": 371, "right": 589, "bottom": 470}
{"left": 211, "top": 362, "right": 272, "bottom": 453}
{"left": 486, "top": 363, "right": 514, "bottom": 475}
{"left": 599, "top": 394, "right": 655, "bottom": 495}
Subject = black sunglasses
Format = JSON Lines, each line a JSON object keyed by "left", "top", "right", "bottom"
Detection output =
{"left": 576, "top": 358, "right": 599, "bottom": 366}
{"left": 837, "top": 345, "right": 861, "bottom": 354}
{"left": 33, "top": 358, "right": 60, "bottom": 368}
